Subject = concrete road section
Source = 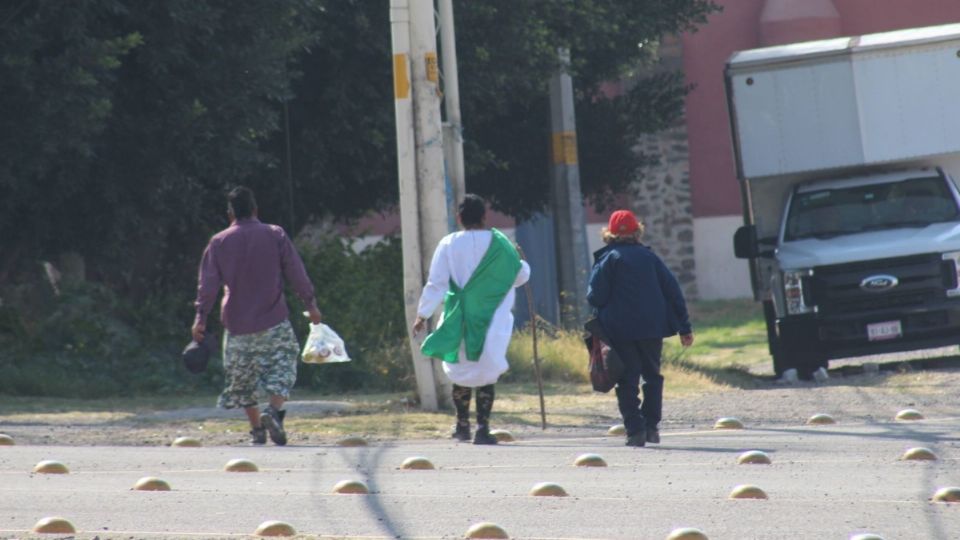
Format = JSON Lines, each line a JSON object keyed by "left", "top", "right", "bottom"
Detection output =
{"left": 1, "top": 418, "right": 959, "bottom": 539}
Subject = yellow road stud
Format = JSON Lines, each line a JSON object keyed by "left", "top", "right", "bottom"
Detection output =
{"left": 465, "top": 522, "right": 509, "bottom": 539}
{"left": 900, "top": 447, "right": 937, "bottom": 461}
{"left": 667, "top": 527, "right": 708, "bottom": 540}
{"left": 224, "top": 458, "right": 259, "bottom": 472}
{"left": 254, "top": 520, "right": 297, "bottom": 537}
{"left": 133, "top": 477, "right": 171, "bottom": 491}
{"left": 33, "top": 460, "right": 69, "bottom": 474}
{"left": 713, "top": 417, "right": 744, "bottom": 430}
{"left": 932, "top": 486, "right": 960, "bottom": 502}
{"left": 573, "top": 453, "right": 607, "bottom": 467}
{"left": 32, "top": 517, "right": 76, "bottom": 534}
{"left": 333, "top": 479, "right": 369, "bottom": 494}
{"left": 171, "top": 436, "right": 202, "bottom": 447}
{"left": 401, "top": 457, "right": 435, "bottom": 470}
{"left": 530, "top": 482, "right": 568, "bottom": 497}
{"left": 896, "top": 409, "right": 924, "bottom": 421}
{"left": 807, "top": 413, "right": 836, "bottom": 425}
{"left": 737, "top": 450, "right": 771, "bottom": 465}
{"left": 729, "top": 484, "right": 768, "bottom": 499}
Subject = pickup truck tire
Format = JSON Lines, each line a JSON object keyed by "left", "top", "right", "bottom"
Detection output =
{"left": 763, "top": 301, "right": 788, "bottom": 377}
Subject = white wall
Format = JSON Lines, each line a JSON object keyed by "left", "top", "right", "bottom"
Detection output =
{"left": 694, "top": 215, "right": 753, "bottom": 299}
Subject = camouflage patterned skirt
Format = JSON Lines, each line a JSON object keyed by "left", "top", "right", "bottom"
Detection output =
{"left": 218, "top": 320, "right": 299, "bottom": 409}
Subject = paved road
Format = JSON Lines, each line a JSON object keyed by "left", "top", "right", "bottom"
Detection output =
{"left": 1, "top": 417, "right": 959, "bottom": 539}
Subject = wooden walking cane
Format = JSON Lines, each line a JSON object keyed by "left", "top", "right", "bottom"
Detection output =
{"left": 516, "top": 245, "right": 547, "bottom": 430}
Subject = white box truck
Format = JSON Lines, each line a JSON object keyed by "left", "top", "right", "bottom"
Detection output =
{"left": 727, "top": 23, "right": 960, "bottom": 379}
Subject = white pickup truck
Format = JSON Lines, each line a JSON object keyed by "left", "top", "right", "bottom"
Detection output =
{"left": 727, "top": 23, "right": 960, "bottom": 379}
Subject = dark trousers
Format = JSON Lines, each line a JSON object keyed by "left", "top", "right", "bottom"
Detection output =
{"left": 612, "top": 338, "right": 664, "bottom": 436}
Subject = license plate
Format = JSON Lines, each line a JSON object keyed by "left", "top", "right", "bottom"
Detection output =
{"left": 867, "top": 320, "right": 902, "bottom": 341}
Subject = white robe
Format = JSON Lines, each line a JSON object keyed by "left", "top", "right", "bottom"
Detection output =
{"left": 416, "top": 230, "right": 531, "bottom": 387}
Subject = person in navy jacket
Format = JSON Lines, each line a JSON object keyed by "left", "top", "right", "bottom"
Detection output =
{"left": 587, "top": 210, "right": 694, "bottom": 447}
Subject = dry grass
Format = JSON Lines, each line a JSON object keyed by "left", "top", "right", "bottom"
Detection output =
{"left": 0, "top": 300, "right": 773, "bottom": 440}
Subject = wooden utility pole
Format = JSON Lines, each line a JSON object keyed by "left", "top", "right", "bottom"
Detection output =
{"left": 390, "top": 0, "right": 453, "bottom": 410}
{"left": 549, "top": 48, "right": 591, "bottom": 329}
{"left": 438, "top": 0, "right": 466, "bottom": 222}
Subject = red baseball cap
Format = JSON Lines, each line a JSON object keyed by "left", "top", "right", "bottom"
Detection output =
{"left": 608, "top": 210, "right": 639, "bottom": 235}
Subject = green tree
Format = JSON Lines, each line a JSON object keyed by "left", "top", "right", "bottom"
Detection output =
{"left": 0, "top": 1, "right": 141, "bottom": 282}
{"left": 0, "top": 0, "right": 319, "bottom": 293}
{"left": 278, "top": 0, "right": 718, "bottom": 221}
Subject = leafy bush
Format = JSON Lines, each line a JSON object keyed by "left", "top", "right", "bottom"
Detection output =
{"left": 0, "top": 234, "right": 415, "bottom": 397}
{"left": 0, "top": 281, "right": 189, "bottom": 397}
{"left": 290, "top": 234, "right": 413, "bottom": 392}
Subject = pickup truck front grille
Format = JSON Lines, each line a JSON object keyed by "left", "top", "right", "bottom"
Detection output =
{"left": 810, "top": 253, "right": 948, "bottom": 315}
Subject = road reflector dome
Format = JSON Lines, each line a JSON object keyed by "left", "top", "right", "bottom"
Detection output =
{"left": 254, "top": 520, "right": 297, "bottom": 537}
{"left": 729, "top": 484, "right": 768, "bottom": 499}
{"left": 133, "top": 477, "right": 171, "bottom": 491}
{"left": 333, "top": 479, "right": 369, "bottom": 494}
{"left": 530, "top": 482, "right": 568, "bottom": 497}
{"left": 32, "top": 517, "right": 76, "bottom": 534}
{"left": 573, "top": 453, "right": 607, "bottom": 467}
{"left": 33, "top": 460, "right": 69, "bottom": 474}
{"left": 714, "top": 417, "right": 744, "bottom": 429}
{"left": 466, "top": 522, "right": 509, "bottom": 539}
{"left": 737, "top": 450, "right": 771, "bottom": 465}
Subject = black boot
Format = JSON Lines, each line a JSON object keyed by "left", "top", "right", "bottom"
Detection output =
{"left": 645, "top": 427, "right": 660, "bottom": 444}
{"left": 452, "top": 423, "right": 471, "bottom": 441}
{"left": 452, "top": 385, "right": 472, "bottom": 442}
{"left": 473, "top": 425, "right": 499, "bottom": 445}
{"left": 625, "top": 428, "right": 647, "bottom": 447}
{"left": 260, "top": 406, "right": 287, "bottom": 446}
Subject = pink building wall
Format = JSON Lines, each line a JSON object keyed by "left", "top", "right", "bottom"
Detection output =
{"left": 682, "top": 0, "right": 960, "bottom": 220}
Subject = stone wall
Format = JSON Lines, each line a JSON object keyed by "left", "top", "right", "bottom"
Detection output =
{"left": 630, "top": 119, "right": 698, "bottom": 299}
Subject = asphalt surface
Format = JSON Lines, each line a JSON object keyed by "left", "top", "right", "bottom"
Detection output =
{"left": 2, "top": 417, "right": 960, "bottom": 539}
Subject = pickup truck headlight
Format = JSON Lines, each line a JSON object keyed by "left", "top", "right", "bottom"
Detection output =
{"left": 783, "top": 269, "right": 816, "bottom": 315}
{"left": 942, "top": 251, "right": 960, "bottom": 297}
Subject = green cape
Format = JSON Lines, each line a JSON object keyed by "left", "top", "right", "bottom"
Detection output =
{"left": 421, "top": 228, "right": 522, "bottom": 363}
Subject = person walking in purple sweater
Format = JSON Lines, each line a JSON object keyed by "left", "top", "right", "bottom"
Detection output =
{"left": 192, "top": 186, "right": 322, "bottom": 445}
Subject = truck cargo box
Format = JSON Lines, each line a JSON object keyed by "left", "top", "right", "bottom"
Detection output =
{"left": 727, "top": 23, "right": 960, "bottom": 181}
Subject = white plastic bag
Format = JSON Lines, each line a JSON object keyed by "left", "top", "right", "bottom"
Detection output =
{"left": 301, "top": 323, "right": 351, "bottom": 364}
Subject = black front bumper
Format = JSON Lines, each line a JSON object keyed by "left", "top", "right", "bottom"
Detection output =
{"left": 782, "top": 300, "right": 960, "bottom": 359}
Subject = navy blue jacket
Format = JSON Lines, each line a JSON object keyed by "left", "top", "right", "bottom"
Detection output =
{"left": 586, "top": 242, "right": 692, "bottom": 343}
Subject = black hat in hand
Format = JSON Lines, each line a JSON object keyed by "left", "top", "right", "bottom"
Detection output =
{"left": 182, "top": 335, "right": 214, "bottom": 374}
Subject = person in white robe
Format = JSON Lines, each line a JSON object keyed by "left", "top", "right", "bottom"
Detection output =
{"left": 413, "top": 194, "right": 531, "bottom": 444}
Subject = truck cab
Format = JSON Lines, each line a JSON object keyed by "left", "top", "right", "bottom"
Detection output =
{"left": 752, "top": 168, "right": 960, "bottom": 376}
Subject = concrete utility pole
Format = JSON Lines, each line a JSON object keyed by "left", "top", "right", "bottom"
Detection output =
{"left": 438, "top": 0, "right": 466, "bottom": 224}
{"left": 390, "top": 0, "right": 453, "bottom": 411}
{"left": 549, "top": 48, "right": 591, "bottom": 329}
